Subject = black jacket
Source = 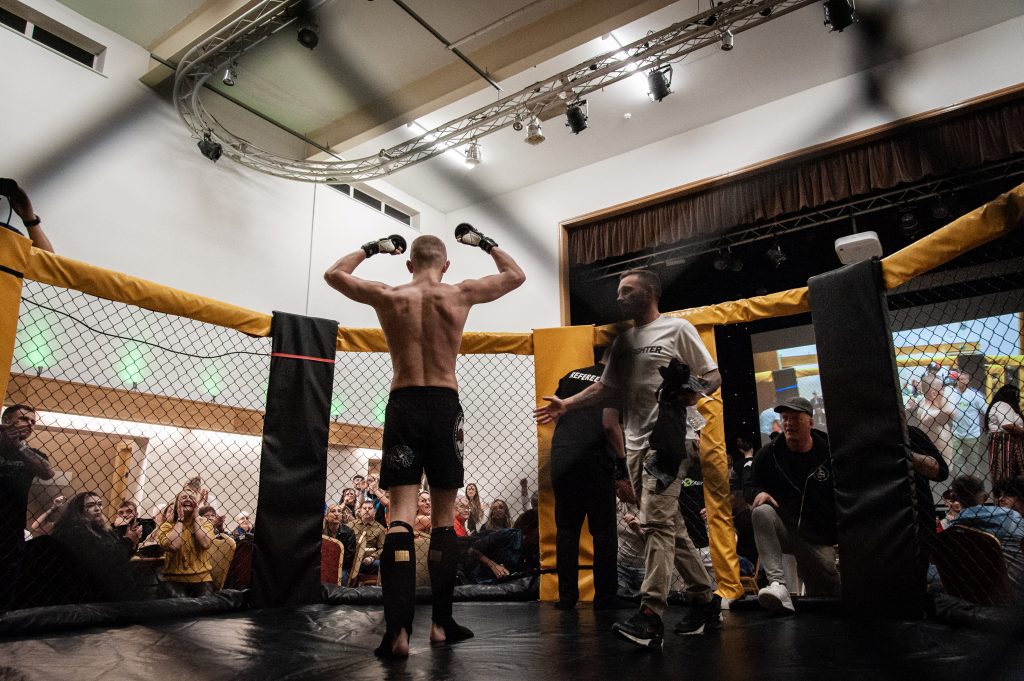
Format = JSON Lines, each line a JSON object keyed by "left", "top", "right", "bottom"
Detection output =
{"left": 743, "top": 429, "right": 837, "bottom": 545}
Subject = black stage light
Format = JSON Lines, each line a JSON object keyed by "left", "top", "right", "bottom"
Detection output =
{"left": 713, "top": 249, "right": 730, "bottom": 271}
{"left": 898, "top": 208, "right": 920, "bottom": 237}
{"left": 198, "top": 132, "right": 222, "bottom": 162}
{"left": 565, "top": 100, "right": 588, "bottom": 134}
{"left": 297, "top": 12, "right": 319, "bottom": 49}
{"left": 823, "top": 0, "right": 857, "bottom": 32}
{"left": 766, "top": 242, "right": 787, "bottom": 267}
{"left": 647, "top": 65, "right": 673, "bottom": 102}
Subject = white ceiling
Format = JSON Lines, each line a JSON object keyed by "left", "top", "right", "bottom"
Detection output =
{"left": 56, "top": 0, "right": 1024, "bottom": 213}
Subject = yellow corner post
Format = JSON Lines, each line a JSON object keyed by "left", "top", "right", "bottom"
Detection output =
{"left": 533, "top": 325, "right": 600, "bottom": 602}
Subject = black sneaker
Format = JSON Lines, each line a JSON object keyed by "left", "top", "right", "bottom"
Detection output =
{"left": 674, "top": 594, "right": 722, "bottom": 635}
{"left": 612, "top": 606, "right": 664, "bottom": 649}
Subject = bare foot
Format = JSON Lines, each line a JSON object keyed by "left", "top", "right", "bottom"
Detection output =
{"left": 374, "top": 628, "right": 410, "bottom": 658}
{"left": 429, "top": 622, "right": 446, "bottom": 643}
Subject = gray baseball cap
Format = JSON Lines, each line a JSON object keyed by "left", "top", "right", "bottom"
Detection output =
{"left": 774, "top": 396, "right": 814, "bottom": 416}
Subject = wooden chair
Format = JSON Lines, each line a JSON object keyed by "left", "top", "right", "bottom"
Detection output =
{"left": 321, "top": 536, "right": 345, "bottom": 586}
{"left": 208, "top": 534, "right": 237, "bottom": 590}
{"left": 933, "top": 525, "right": 1012, "bottom": 605}
{"left": 350, "top": 534, "right": 380, "bottom": 587}
{"left": 739, "top": 557, "right": 760, "bottom": 596}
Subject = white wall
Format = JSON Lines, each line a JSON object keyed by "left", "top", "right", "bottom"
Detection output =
{"left": 447, "top": 15, "right": 1024, "bottom": 329}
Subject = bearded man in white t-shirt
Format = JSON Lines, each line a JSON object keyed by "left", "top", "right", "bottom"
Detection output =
{"left": 535, "top": 269, "right": 722, "bottom": 649}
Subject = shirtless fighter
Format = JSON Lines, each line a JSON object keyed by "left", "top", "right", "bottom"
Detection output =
{"left": 324, "top": 224, "right": 525, "bottom": 658}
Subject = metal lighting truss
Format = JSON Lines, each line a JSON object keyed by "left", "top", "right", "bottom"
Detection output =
{"left": 584, "top": 156, "right": 1024, "bottom": 279}
{"left": 174, "top": 0, "right": 817, "bottom": 183}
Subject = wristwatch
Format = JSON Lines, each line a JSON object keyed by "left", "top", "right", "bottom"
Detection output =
{"left": 23, "top": 214, "right": 41, "bottom": 227}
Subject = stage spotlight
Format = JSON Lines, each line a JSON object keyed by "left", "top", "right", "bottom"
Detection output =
{"left": 525, "top": 117, "right": 545, "bottom": 145}
{"left": 222, "top": 64, "right": 237, "bottom": 86}
{"left": 646, "top": 65, "right": 673, "bottom": 102}
{"left": 823, "top": 0, "right": 857, "bottom": 32}
{"left": 766, "top": 242, "right": 787, "bottom": 267}
{"left": 512, "top": 114, "right": 524, "bottom": 132}
{"left": 720, "top": 29, "right": 734, "bottom": 51}
{"left": 464, "top": 140, "right": 482, "bottom": 167}
{"left": 929, "top": 197, "right": 952, "bottom": 221}
{"left": 197, "top": 131, "right": 222, "bottom": 162}
{"left": 565, "top": 100, "right": 588, "bottom": 134}
{"left": 898, "top": 208, "right": 919, "bottom": 237}
{"left": 730, "top": 254, "right": 744, "bottom": 272}
{"left": 713, "top": 249, "right": 730, "bottom": 271}
{"left": 297, "top": 12, "right": 319, "bottom": 49}
{"left": 759, "top": 7, "right": 773, "bottom": 16}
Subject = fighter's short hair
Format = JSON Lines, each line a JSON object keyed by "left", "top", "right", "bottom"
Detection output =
{"left": 410, "top": 235, "right": 447, "bottom": 268}
{"left": 618, "top": 268, "right": 662, "bottom": 299}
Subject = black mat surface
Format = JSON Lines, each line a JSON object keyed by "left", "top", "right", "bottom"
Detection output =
{"left": 0, "top": 600, "right": 1020, "bottom": 681}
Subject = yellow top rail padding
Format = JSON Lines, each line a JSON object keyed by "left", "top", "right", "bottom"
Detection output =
{"left": 882, "top": 181, "right": 1024, "bottom": 290}
{"left": 23, "top": 247, "right": 274, "bottom": 337}
{"left": 11, "top": 237, "right": 535, "bottom": 355}
{"left": 336, "top": 327, "right": 533, "bottom": 355}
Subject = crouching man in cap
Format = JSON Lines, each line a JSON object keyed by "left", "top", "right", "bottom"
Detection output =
{"left": 742, "top": 396, "right": 840, "bottom": 613}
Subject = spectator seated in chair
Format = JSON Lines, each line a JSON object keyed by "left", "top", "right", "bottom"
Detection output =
{"left": 946, "top": 475, "right": 1024, "bottom": 595}
{"left": 477, "top": 499, "right": 512, "bottom": 536}
{"left": 232, "top": 512, "right": 254, "bottom": 541}
{"left": 992, "top": 476, "right": 1024, "bottom": 516}
{"left": 413, "top": 491, "right": 432, "bottom": 536}
{"left": 467, "top": 510, "right": 539, "bottom": 584}
{"left": 453, "top": 496, "right": 471, "bottom": 537}
{"left": 349, "top": 499, "right": 386, "bottom": 578}
{"left": 50, "top": 491, "right": 141, "bottom": 603}
{"left": 112, "top": 499, "right": 155, "bottom": 544}
{"left": 323, "top": 503, "right": 356, "bottom": 586}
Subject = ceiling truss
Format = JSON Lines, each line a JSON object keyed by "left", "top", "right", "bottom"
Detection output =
{"left": 173, "top": 0, "right": 817, "bottom": 183}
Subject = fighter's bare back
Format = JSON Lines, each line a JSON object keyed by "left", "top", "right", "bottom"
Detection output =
{"left": 374, "top": 279, "right": 474, "bottom": 391}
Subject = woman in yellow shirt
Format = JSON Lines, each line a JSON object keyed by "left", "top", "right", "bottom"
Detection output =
{"left": 156, "top": 488, "right": 215, "bottom": 597}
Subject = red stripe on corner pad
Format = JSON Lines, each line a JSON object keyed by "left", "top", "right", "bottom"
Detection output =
{"left": 271, "top": 352, "right": 337, "bottom": 364}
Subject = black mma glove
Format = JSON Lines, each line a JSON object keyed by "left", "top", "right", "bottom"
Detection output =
{"left": 454, "top": 223, "right": 498, "bottom": 253}
{"left": 0, "top": 178, "right": 17, "bottom": 199}
{"left": 362, "top": 234, "right": 407, "bottom": 258}
{"left": 614, "top": 457, "right": 629, "bottom": 481}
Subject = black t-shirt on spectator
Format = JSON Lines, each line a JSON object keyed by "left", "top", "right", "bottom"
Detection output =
{"left": 0, "top": 445, "right": 48, "bottom": 547}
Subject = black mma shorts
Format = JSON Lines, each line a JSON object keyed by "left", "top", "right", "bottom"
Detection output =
{"left": 380, "top": 386, "right": 465, "bottom": 490}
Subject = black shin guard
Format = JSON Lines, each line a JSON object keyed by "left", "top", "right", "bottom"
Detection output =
{"left": 374, "top": 525, "right": 416, "bottom": 658}
{"left": 429, "top": 526, "right": 473, "bottom": 643}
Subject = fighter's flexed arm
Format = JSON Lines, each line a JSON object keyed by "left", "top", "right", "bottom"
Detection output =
{"left": 324, "top": 234, "right": 407, "bottom": 304}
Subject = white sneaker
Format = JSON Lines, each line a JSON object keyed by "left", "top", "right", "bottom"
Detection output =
{"left": 757, "top": 581, "right": 795, "bottom": 614}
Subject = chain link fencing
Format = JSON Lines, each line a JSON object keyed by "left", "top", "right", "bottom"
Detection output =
{"left": 322, "top": 350, "right": 538, "bottom": 588}
{"left": 4, "top": 280, "right": 269, "bottom": 608}
{"left": 3, "top": 279, "right": 540, "bottom": 610}
{"left": 888, "top": 227, "right": 1024, "bottom": 604}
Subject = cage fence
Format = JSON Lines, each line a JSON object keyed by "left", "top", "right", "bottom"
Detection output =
{"left": 322, "top": 349, "right": 538, "bottom": 588}
{"left": 3, "top": 280, "right": 269, "bottom": 607}
{"left": 887, "top": 228, "right": 1024, "bottom": 605}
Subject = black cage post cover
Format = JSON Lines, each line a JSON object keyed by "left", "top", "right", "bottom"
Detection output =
{"left": 808, "top": 259, "right": 924, "bottom": 618}
{"left": 252, "top": 312, "right": 338, "bottom": 608}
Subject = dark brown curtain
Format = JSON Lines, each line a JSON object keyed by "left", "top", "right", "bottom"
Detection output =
{"left": 569, "top": 94, "right": 1024, "bottom": 266}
